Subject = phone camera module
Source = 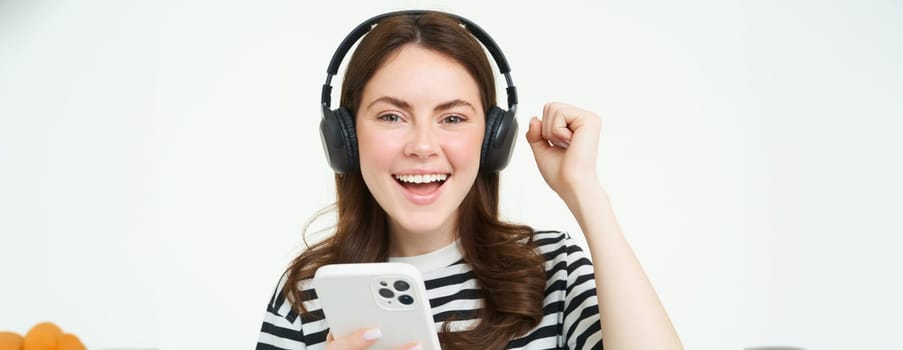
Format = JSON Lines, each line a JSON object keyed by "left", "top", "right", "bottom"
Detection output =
{"left": 378, "top": 288, "right": 395, "bottom": 298}
{"left": 394, "top": 280, "right": 410, "bottom": 291}
{"left": 398, "top": 294, "right": 414, "bottom": 305}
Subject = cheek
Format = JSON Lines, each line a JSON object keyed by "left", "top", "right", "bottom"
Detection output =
{"left": 444, "top": 130, "right": 485, "bottom": 169}
{"left": 357, "top": 128, "right": 398, "bottom": 172}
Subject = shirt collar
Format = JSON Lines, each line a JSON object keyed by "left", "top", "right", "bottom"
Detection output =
{"left": 388, "top": 239, "right": 462, "bottom": 273}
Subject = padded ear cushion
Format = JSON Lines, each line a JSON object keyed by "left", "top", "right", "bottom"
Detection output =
{"left": 481, "top": 106, "right": 518, "bottom": 172}
{"left": 319, "top": 106, "right": 358, "bottom": 173}
{"left": 334, "top": 107, "right": 359, "bottom": 172}
{"left": 480, "top": 106, "right": 503, "bottom": 170}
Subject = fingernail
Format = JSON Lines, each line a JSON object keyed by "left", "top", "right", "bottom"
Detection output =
{"left": 362, "top": 328, "right": 382, "bottom": 341}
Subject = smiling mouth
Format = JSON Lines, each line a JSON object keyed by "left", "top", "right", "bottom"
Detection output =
{"left": 393, "top": 173, "right": 449, "bottom": 196}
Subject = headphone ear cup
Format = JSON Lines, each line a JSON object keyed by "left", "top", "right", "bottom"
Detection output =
{"left": 335, "top": 107, "right": 359, "bottom": 172}
{"left": 481, "top": 106, "right": 518, "bottom": 172}
{"left": 319, "top": 106, "right": 358, "bottom": 173}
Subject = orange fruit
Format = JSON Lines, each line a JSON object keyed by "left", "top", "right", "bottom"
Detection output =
{"left": 22, "top": 322, "right": 61, "bottom": 350}
{"left": 57, "top": 333, "right": 85, "bottom": 350}
{"left": 0, "top": 331, "right": 24, "bottom": 350}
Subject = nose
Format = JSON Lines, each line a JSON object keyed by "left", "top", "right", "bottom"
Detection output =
{"left": 404, "top": 122, "right": 439, "bottom": 159}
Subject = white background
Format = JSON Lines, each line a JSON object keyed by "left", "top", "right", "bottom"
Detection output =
{"left": 1, "top": 1, "right": 901, "bottom": 349}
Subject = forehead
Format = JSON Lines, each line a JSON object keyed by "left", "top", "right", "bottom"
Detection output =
{"left": 360, "top": 45, "right": 483, "bottom": 111}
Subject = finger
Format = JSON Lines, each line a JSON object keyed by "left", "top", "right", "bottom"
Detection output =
{"left": 542, "top": 103, "right": 574, "bottom": 148}
{"left": 550, "top": 110, "right": 573, "bottom": 148}
{"left": 541, "top": 104, "right": 555, "bottom": 143}
{"left": 327, "top": 333, "right": 335, "bottom": 342}
{"left": 526, "top": 116, "right": 554, "bottom": 155}
{"left": 327, "top": 327, "right": 381, "bottom": 350}
{"left": 559, "top": 108, "right": 603, "bottom": 170}
{"left": 559, "top": 106, "right": 602, "bottom": 150}
{"left": 525, "top": 116, "right": 546, "bottom": 145}
{"left": 394, "top": 342, "right": 422, "bottom": 350}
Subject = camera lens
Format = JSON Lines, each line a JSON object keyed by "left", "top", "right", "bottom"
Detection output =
{"left": 398, "top": 294, "right": 414, "bottom": 305}
{"left": 378, "top": 288, "right": 394, "bottom": 298}
{"left": 394, "top": 280, "right": 410, "bottom": 291}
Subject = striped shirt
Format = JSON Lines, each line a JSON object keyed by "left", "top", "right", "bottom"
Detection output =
{"left": 257, "top": 230, "right": 603, "bottom": 349}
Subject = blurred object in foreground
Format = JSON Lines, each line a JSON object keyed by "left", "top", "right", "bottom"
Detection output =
{"left": 0, "top": 322, "right": 85, "bottom": 350}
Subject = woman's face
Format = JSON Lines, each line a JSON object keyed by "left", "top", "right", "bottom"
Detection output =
{"left": 356, "top": 44, "right": 485, "bottom": 242}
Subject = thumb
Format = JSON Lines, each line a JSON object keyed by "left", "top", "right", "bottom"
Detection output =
{"left": 328, "top": 328, "right": 381, "bottom": 350}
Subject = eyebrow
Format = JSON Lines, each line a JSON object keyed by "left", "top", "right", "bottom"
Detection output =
{"left": 365, "top": 96, "right": 477, "bottom": 113}
{"left": 366, "top": 96, "right": 411, "bottom": 112}
{"left": 433, "top": 99, "right": 476, "bottom": 113}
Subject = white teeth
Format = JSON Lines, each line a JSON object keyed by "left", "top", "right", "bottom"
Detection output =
{"left": 394, "top": 173, "right": 448, "bottom": 184}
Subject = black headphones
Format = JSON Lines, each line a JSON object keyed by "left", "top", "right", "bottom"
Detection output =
{"left": 320, "top": 10, "right": 519, "bottom": 174}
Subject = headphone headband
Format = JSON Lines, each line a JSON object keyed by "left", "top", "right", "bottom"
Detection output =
{"left": 320, "top": 10, "right": 518, "bottom": 110}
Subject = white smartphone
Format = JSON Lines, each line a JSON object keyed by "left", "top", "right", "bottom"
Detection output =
{"left": 312, "top": 262, "right": 442, "bottom": 350}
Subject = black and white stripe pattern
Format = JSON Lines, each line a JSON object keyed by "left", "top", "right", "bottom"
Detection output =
{"left": 257, "top": 231, "right": 603, "bottom": 349}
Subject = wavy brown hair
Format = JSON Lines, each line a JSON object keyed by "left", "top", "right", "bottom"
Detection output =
{"left": 283, "top": 12, "right": 546, "bottom": 349}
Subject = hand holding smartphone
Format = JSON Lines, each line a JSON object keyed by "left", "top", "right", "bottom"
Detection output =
{"left": 313, "top": 262, "right": 442, "bottom": 350}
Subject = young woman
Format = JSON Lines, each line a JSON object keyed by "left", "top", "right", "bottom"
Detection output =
{"left": 257, "top": 11, "right": 681, "bottom": 350}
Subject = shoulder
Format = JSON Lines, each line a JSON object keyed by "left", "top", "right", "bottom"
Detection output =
{"left": 532, "top": 229, "right": 573, "bottom": 248}
{"left": 530, "top": 230, "right": 594, "bottom": 277}
{"left": 531, "top": 230, "right": 586, "bottom": 259}
{"left": 266, "top": 272, "right": 320, "bottom": 321}
{"left": 258, "top": 272, "right": 329, "bottom": 348}
{"left": 264, "top": 272, "right": 302, "bottom": 322}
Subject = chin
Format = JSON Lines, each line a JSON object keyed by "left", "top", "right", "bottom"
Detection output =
{"left": 391, "top": 214, "right": 454, "bottom": 236}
